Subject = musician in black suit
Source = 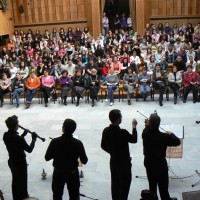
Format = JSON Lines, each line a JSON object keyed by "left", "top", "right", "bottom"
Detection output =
{"left": 142, "top": 113, "right": 180, "bottom": 200}
{"left": 45, "top": 119, "right": 88, "bottom": 200}
{"left": 101, "top": 109, "right": 138, "bottom": 200}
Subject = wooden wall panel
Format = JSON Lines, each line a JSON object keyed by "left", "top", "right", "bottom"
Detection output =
{"left": 12, "top": 0, "right": 86, "bottom": 26}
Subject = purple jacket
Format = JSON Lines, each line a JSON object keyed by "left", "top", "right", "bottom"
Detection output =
{"left": 59, "top": 76, "right": 72, "bottom": 87}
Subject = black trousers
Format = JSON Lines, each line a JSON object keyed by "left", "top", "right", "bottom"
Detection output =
{"left": 152, "top": 81, "right": 165, "bottom": 103}
{"left": 52, "top": 168, "right": 80, "bottom": 200}
{"left": 169, "top": 82, "right": 180, "bottom": 97}
{"left": 144, "top": 158, "right": 171, "bottom": 200}
{"left": 89, "top": 86, "right": 99, "bottom": 100}
{"left": 0, "top": 88, "right": 10, "bottom": 103}
{"left": 183, "top": 85, "right": 198, "bottom": 101}
{"left": 8, "top": 160, "right": 29, "bottom": 200}
{"left": 41, "top": 86, "right": 53, "bottom": 103}
{"left": 110, "top": 161, "right": 132, "bottom": 200}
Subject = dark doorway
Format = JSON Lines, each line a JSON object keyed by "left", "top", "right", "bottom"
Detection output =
{"left": 104, "top": 0, "right": 130, "bottom": 30}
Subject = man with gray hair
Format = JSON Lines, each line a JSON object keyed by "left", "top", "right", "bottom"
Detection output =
{"left": 142, "top": 113, "right": 180, "bottom": 200}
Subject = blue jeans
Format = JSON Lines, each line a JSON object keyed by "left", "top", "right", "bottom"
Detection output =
{"left": 26, "top": 89, "right": 38, "bottom": 103}
{"left": 107, "top": 85, "right": 117, "bottom": 102}
{"left": 13, "top": 88, "right": 24, "bottom": 104}
{"left": 139, "top": 84, "right": 151, "bottom": 93}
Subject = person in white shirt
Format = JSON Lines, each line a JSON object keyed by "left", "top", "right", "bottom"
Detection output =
{"left": 102, "top": 12, "right": 109, "bottom": 36}
{"left": 130, "top": 51, "right": 141, "bottom": 66}
{"left": 66, "top": 60, "right": 76, "bottom": 78}
{"left": 186, "top": 56, "right": 197, "bottom": 71}
{"left": 9, "top": 61, "right": 18, "bottom": 80}
{"left": 186, "top": 48, "right": 196, "bottom": 61}
{"left": 127, "top": 15, "right": 132, "bottom": 31}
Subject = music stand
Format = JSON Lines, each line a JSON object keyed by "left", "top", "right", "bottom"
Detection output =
{"left": 165, "top": 125, "right": 184, "bottom": 182}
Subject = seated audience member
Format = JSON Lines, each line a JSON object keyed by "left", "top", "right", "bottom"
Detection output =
{"left": 159, "top": 56, "right": 168, "bottom": 73}
{"left": 66, "top": 60, "right": 76, "bottom": 78}
{"left": 183, "top": 65, "right": 198, "bottom": 103}
{"left": 59, "top": 70, "right": 72, "bottom": 105}
{"left": 155, "top": 46, "right": 165, "bottom": 64}
{"left": 0, "top": 73, "right": 12, "bottom": 107}
{"left": 41, "top": 69, "right": 55, "bottom": 107}
{"left": 72, "top": 69, "right": 85, "bottom": 107}
{"left": 147, "top": 55, "right": 156, "bottom": 75}
{"left": 55, "top": 60, "right": 66, "bottom": 80}
{"left": 85, "top": 59, "right": 98, "bottom": 86}
{"left": 123, "top": 67, "right": 138, "bottom": 105}
{"left": 102, "top": 62, "right": 110, "bottom": 84}
{"left": 9, "top": 61, "right": 18, "bottom": 81}
{"left": 89, "top": 68, "right": 100, "bottom": 107}
{"left": 111, "top": 56, "right": 122, "bottom": 75}
{"left": 12, "top": 73, "right": 25, "bottom": 108}
{"left": 25, "top": 71, "right": 40, "bottom": 109}
{"left": 130, "top": 50, "right": 140, "bottom": 69}
{"left": 168, "top": 65, "right": 182, "bottom": 104}
{"left": 173, "top": 55, "right": 187, "bottom": 74}
{"left": 17, "top": 61, "right": 29, "bottom": 80}
{"left": 0, "top": 64, "right": 11, "bottom": 79}
{"left": 105, "top": 67, "right": 119, "bottom": 106}
{"left": 138, "top": 67, "right": 151, "bottom": 101}
{"left": 152, "top": 64, "right": 166, "bottom": 106}
{"left": 186, "top": 56, "right": 197, "bottom": 71}
{"left": 37, "top": 62, "right": 48, "bottom": 78}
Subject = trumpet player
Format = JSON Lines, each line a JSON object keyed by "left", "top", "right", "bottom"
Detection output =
{"left": 3, "top": 115, "right": 37, "bottom": 200}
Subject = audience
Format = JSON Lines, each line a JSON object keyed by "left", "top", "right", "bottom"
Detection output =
{"left": 0, "top": 20, "right": 199, "bottom": 107}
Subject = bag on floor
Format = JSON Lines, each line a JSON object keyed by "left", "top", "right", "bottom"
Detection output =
{"left": 140, "top": 189, "right": 157, "bottom": 200}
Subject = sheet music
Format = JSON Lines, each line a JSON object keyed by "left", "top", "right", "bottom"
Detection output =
{"left": 160, "top": 124, "right": 184, "bottom": 138}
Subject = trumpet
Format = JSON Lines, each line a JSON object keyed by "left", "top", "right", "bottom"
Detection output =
{"left": 19, "top": 125, "right": 46, "bottom": 142}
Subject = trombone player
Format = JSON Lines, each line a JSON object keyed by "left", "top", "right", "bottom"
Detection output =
{"left": 3, "top": 115, "right": 37, "bottom": 200}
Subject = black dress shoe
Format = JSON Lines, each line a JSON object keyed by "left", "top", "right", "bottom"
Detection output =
{"left": 193, "top": 100, "right": 196, "bottom": 103}
{"left": 159, "top": 102, "right": 163, "bottom": 106}
{"left": 183, "top": 99, "right": 186, "bottom": 103}
{"left": 174, "top": 98, "right": 177, "bottom": 105}
{"left": 76, "top": 102, "right": 79, "bottom": 107}
{"left": 128, "top": 100, "right": 131, "bottom": 105}
{"left": 16, "top": 104, "right": 19, "bottom": 108}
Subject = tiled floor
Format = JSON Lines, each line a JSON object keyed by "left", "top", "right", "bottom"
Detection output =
{"left": 0, "top": 96, "right": 200, "bottom": 200}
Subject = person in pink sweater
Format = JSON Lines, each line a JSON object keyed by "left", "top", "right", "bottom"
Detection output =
{"left": 41, "top": 69, "right": 55, "bottom": 107}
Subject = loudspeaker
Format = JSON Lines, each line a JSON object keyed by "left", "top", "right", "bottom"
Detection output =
{"left": 19, "top": 4, "right": 24, "bottom": 13}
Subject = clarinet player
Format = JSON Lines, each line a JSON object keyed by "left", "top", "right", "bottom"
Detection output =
{"left": 3, "top": 115, "right": 37, "bottom": 200}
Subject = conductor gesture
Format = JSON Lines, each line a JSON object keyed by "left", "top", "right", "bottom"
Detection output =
{"left": 142, "top": 113, "right": 180, "bottom": 200}
{"left": 101, "top": 109, "right": 138, "bottom": 200}
{"left": 3, "top": 115, "right": 37, "bottom": 200}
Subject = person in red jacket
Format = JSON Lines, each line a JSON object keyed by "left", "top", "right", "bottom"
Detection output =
{"left": 25, "top": 71, "right": 41, "bottom": 108}
{"left": 183, "top": 65, "right": 198, "bottom": 103}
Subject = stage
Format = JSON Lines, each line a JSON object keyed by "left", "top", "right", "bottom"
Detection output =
{"left": 0, "top": 96, "right": 200, "bottom": 200}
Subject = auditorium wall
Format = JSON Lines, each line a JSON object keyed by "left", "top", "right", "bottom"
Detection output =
{"left": 11, "top": 0, "right": 87, "bottom": 34}
{"left": 136, "top": 0, "right": 200, "bottom": 35}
